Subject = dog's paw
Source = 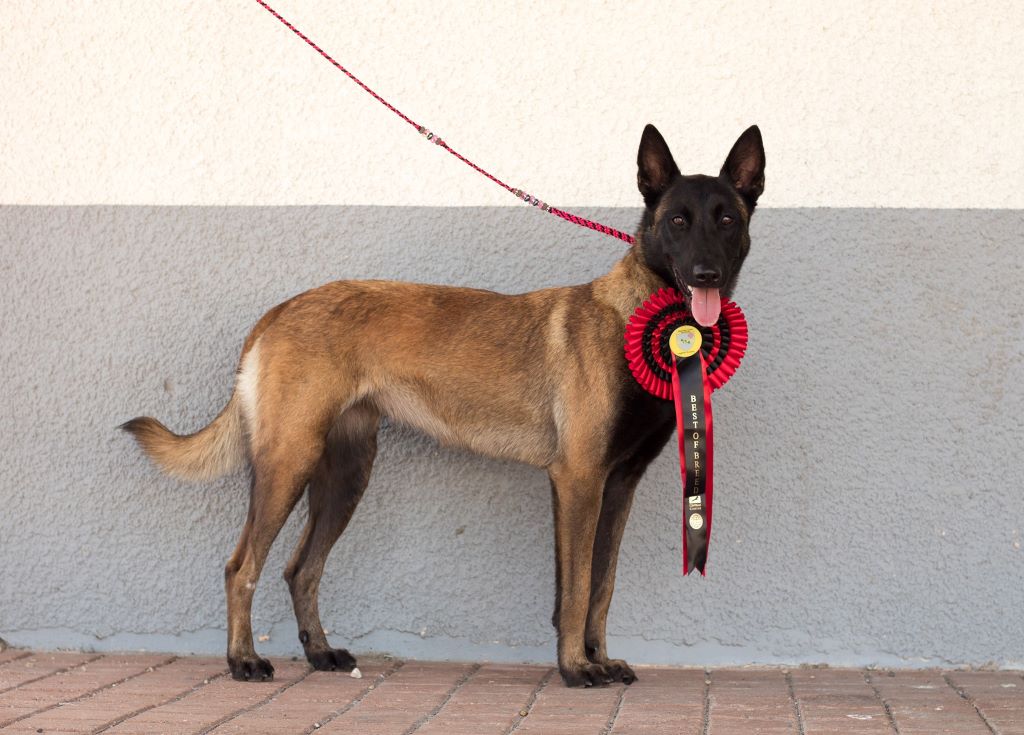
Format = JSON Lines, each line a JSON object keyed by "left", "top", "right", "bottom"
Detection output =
{"left": 560, "top": 662, "right": 614, "bottom": 688}
{"left": 228, "top": 654, "right": 275, "bottom": 682}
{"left": 604, "top": 659, "right": 637, "bottom": 685}
{"left": 307, "top": 647, "right": 357, "bottom": 673}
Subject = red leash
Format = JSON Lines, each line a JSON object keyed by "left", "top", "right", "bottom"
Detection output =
{"left": 254, "top": 0, "right": 636, "bottom": 246}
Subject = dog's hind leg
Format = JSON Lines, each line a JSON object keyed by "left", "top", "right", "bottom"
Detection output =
{"left": 283, "top": 402, "right": 379, "bottom": 672}
{"left": 223, "top": 424, "right": 327, "bottom": 682}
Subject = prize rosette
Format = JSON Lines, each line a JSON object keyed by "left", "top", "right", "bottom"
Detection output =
{"left": 623, "top": 287, "right": 748, "bottom": 575}
{"left": 624, "top": 288, "right": 747, "bottom": 398}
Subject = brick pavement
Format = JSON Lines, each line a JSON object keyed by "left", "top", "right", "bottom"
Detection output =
{"left": 0, "top": 650, "right": 1019, "bottom": 734}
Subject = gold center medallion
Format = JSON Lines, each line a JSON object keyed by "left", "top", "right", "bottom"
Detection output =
{"left": 669, "top": 325, "right": 703, "bottom": 358}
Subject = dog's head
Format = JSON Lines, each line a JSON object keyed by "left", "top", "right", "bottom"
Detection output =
{"left": 636, "top": 124, "right": 765, "bottom": 326}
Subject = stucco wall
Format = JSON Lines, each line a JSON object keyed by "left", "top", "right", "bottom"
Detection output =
{"left": 2, "top": 205, "right": 1021, "bottom": 666}
{"left": 1, "top": 1, "right": 1022, "bottom": 666}
{"left": 3, "top": 1, "right": 1023, "bottom": 209}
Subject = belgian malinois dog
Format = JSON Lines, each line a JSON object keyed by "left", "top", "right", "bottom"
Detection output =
{"left": 123, "top": 124, "right": 764, "bottom": 687}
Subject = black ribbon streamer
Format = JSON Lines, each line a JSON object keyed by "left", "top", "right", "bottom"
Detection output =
{"left": 672, "top": 346, "right": 713, "bottom": 575}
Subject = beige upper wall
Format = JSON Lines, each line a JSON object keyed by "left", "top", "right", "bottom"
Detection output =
{"left": 2, "top": 1, "right": 1021, "bottom": 208}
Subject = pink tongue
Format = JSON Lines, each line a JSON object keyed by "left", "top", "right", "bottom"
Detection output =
{"left": 690, "top": 287, "right": 721, "bottom": 327}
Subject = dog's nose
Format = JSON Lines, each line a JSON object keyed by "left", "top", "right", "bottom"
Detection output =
{"left": 692, "top": 265, "right": 722, "bottom": 286}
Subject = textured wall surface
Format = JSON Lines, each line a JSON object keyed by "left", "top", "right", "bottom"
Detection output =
{"left": 2, "top": 1, "right": 1023, "bottom": 208}
{"left": 1, "top": 206, "right": 1021, "bottom": 666}
{"left": 2, "top": 0, "right": 1022, "bottom": 667}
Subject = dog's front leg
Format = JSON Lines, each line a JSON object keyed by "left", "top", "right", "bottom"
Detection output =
{"left": 549, "top": 463, "right": 613, "bottom": 687}
{"left": 585, "top": 423, "right": 675, "bottom": 684}
{"left": 584, "top": 464, "right": 640, "bottom": 685}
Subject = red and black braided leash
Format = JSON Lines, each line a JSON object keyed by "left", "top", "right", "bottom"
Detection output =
{"left": 254, "top": 0, "right": 636, "bottom": 245}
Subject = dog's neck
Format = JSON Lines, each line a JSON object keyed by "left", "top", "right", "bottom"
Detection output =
{"left": 592, "top": 246, "right": 669, "bottom": 322}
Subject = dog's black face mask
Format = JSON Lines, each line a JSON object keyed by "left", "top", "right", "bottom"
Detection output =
{"left": 636, "top": 124, "right": 765, "bottom": 326}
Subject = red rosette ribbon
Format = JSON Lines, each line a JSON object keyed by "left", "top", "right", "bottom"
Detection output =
{"left": 623, "top": 288, "right": 748, "bottom": 575}
{"left": 624, "top": 288, "right": 747, "bottom": 399}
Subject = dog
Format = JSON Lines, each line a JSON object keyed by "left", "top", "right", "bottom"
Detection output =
{"left": 123, "top": 123, "right": 764, "bottom": 687}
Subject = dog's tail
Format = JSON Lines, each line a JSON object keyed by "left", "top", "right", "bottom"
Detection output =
{"left": 121, "top": 394, "right": 245, "bottom": 482}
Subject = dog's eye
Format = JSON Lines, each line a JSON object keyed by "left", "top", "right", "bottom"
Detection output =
{"left": 671, "top": 215, "right": 686, "bottom": 227}
{"left": 720, "top": 215, "right": 735, "bottom": 227}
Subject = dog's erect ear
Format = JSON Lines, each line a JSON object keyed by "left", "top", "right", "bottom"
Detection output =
{"left": 637, "top": 124, "right": 680, "bottom": 207}
{"left": 721, "top": 125, "right": 765, "bottom": 210}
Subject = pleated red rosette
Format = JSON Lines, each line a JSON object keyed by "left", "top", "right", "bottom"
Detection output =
{"left": 624, "top": 288, "right": 748, "bottom": 575}
{"left": 624, "top": 288, "right": 747, "bottom": 399}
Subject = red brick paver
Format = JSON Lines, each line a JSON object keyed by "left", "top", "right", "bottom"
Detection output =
{"left": 4, "top": 657, "right": 226, "bottom": 734}
{"left": 947, "top": 670, "right": 1024, "bottom": 735}
{"left": 416, "top": 664, "right": 549, "bottom": 734}
{"left": 610, "top": 668, "right": 705, "bottom": 734}
{"left": 513, "top": 666, "right": 622, "bottom": 734}
{"left": 0, "top": 653, "right": 101, "bottom": 697}
{"left": 0, "top": 651, "right": 1018, "bottom": 734}
{"left": 0, "top": 654, "right": 169, "bottom": 729}
{"left": 0, "top": 652, "right": 32, "bottom": 668}
{"left": 869, "top": 669, "right": 998, "bottom": 735}
{"left": 789, "top": 668, "right": 893, "bottom": 734}
{"left": 104, "top": 660, "right": 310, "bottom": 735}
{"left": 206, "top": 660, "right": 393, "bottom": 735}
{"left": 315, "top": 662, "right": 476, "bottom": 734}
{"left": 708, "top": 669, "right": 799, "bottom": 734}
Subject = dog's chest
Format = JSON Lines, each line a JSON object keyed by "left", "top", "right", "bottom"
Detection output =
{"left": 605, "top": 370, "right": 676, "bottom": 467}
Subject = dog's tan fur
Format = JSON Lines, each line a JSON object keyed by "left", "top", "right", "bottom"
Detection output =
{"left": 133, "top": 253, "right": 658, "bottom": 471}
{"left": 128, "top": 252, "right": 661, "bottom": 678}
{"left": 125, "top": 124, "right": 764, "bottom": 687}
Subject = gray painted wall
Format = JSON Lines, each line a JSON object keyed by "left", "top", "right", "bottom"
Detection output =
{"left": 1, "top": 206, "right": 1021, "bottom": 667}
